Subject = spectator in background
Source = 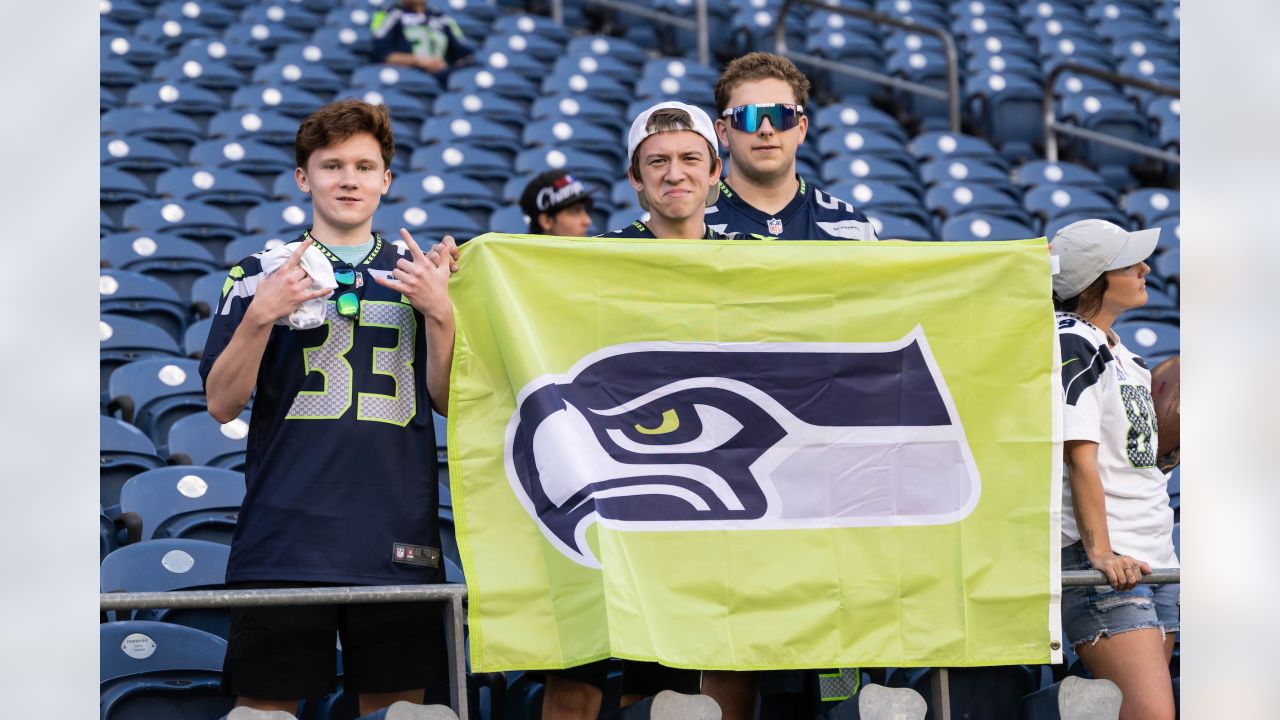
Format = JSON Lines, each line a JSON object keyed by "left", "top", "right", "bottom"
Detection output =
{"left": 1052, "top": 219, "right": 1178, "bottom": 720}
{"left": 710, "top": 52, "right": 877, "bottom": 242}
{"left": 519, "top": 170, "right": 595, "bottom": 236}
{"left": 370, "top": 0, "right": 474, "bottom": 75}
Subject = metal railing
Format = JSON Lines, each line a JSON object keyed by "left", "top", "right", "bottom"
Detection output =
{"left": 99, "top": 568, "right": 1178, "bottom": 717}
{"left": 549, "top": 0, "right": 710, "bottom": 67}
{"left": 775, "top": 0, "right": 962, "bottom": 132}
{"left": 102, "top": 584, "right": 470, "bottom": 719}
{"left": 1045, "top": 61, "right": 1180, "bottom": 165}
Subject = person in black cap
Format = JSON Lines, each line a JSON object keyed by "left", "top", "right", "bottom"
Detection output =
{"left": 519, "top": 170, "right": 595, "bottom": 236}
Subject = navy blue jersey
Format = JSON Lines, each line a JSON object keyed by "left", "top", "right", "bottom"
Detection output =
{"left": 707, "top": 175, "right": 878, "bottom": 241}
{"left": 199, "top": 234, "right": 443, "bottom": 585}
{"left": 601, "top": 219, "right": 738, "bottom": 239}
{"left": 370, "top": 5, "right": 474, "bottom": 65}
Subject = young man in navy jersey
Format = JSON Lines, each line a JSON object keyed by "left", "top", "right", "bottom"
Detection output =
{"left": 200, "top": 99, "right": 459, "bottom": 715}
{"left": 604, "top": 100, "right": 737, "bottom": 241}
{"left": 709, "top": 52, "right": 878, "bottom": 242}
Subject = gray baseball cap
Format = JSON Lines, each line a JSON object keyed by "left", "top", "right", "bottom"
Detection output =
{"left": 1050, "top": 219, "right": 1160, "bottom": 299}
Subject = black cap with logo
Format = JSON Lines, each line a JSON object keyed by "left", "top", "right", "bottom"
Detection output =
{"left": 519, "top": 171, "right": 594, "bottom": 232}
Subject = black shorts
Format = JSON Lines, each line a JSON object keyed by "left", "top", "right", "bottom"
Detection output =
{"left": 221, "top": 582, "right": 449, "bottom": 700}
{"left": 543, "top": 659, "right": 699, "bottom": 696}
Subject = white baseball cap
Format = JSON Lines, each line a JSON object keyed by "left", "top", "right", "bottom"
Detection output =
{"left": 627, "top": 100, "right": 721, "bottom": 210}
{"left": 1050, "top": 219, "right": 1160, "bottom": 299}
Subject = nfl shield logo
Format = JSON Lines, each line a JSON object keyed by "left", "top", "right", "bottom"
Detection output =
{"left": 767, "top": 218, "right": 783, "bottom": 235}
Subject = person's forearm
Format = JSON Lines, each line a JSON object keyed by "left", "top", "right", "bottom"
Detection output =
{"left": 425, "top": 314, "right": 455, "bottom": 416}
{"left": 1067, "top": 460, "right": 1114, "bottom": 560}
{"left": 206, "top": 312, "right": 274, "bottom": 423}
{"left": 383, "top": 51, "right": 421, "bottom": 68}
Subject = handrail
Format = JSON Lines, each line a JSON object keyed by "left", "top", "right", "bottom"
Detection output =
{"left": 101, "top": 584, "right": 470, "bottom": 719}
{"left": 550, "top": 0, "right": 710, "bottom": 67}
{"left": 775, "top": 0, "right": 962, "bottom": 132}
{"left": 1044, "top": 61, "right": 1180, "bottom": 164}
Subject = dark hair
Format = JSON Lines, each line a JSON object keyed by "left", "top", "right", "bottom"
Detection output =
{"left": 1054, "top": 273, "right": 1109, "bottom": 317}
{"left": 527, "top": 200, "right": 590, "bottom": 234}
{"left": 295, "top": 99, "right": 395, "bottom": 169}
{"left": 715, "top": 52, "right": 812, "bottom": 114}
{"left": 628, "top": 108, "right": 719, "bottom": 181}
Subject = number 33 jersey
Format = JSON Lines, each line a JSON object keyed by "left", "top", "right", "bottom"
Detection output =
{"left": 199, "top": 235, "right": 444, "bottom": 585}
{"left": 1056, "top": 312, "right": 1178, "bottom": 569}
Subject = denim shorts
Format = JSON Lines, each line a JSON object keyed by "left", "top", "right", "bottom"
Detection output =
{"left": 1061, "top": 541, "right": 1180, "bottom": 651}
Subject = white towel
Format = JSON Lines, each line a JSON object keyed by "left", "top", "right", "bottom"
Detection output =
{"left": 258, "top": 241, "right": 338, "bottom": 330}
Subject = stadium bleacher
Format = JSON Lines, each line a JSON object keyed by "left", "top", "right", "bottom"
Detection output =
{"left": 100, "top": 0, "right": 1179, "bottom": 716}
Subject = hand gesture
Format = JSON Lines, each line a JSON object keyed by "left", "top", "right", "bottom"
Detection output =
{"left": 373, "top": 229, "right": 455, "bottom": 324}
{"left": 1089, "top": 552, "right": 1152, "bottom": 591}
{"left": 246, "top": 238, "right": 331, "bottom": 326}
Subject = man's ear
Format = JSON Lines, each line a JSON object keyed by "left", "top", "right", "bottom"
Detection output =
{"left": 714, "top": 117, "right": 730, "bottom": 147}
{"left": 796, "top": 113, "right": 809, "bottom": 146}
{"left": 627, "top": 165, "right": 643, "bottom": 192}
{"left": 537, "top": 212, "right": 553, "bottom": 233}
{"left": 295, "top": 166, "right": 310, "bottom": 193}
{"left": 381, "top": 168, "right": 391, "bottom": 195}
{"left": 710, "top": 155, "right": 722, "bottom": 181}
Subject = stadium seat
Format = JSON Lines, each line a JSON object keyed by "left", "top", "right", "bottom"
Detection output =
{"left": 100, "top": 269, "right": 189, "bottom": 343}
{"left": 230, "top": 82, "right": 327, "bottom": 120}
{"left": 483, "top": 30, "right": 564, "bottom": 66}
{"left": 102, "top": 167, "right": 152, "bottom": 206}
{"left": 821, "top": 155, "right": 921, "bottom": 194}
{"left": 102, "top": 506, "right": 117, "bottom": 562}
{"left": 532, "top": 94, "right": 628, "bottom": 136}
{"left": 151, "top": 56, "right": 245, "bottom": 91}
{"left": 515, "top": 146, "right": 617, "bottom": 188}
{"left": 521, "top": 117, "right": 623, "bottom": 165}
{"left": 868, "top": 213, "right": 935, "bottom": 242}
{"left": 1151, "top": 246, "right": 1180, "bottom": 286}
{"left": 175, "top": 36, "right": 268, "bottom": 73}
{"left": 244, "top": 200, "right": 312, "bottom": 236}
{"left": 555, "top": 52, "right": 639, "bottom": 86}
{"left": 102, "top": 33, "right": 168, "bottom": 68}
{"left": 122, "top": 199, "right": 243, "bottom": 250}
{"left": 103, "top": 209, "right": 121, "bottom": 236}
{"left": 925, "top": 182, "right": 1029, "bottom": 225}
{"left": 350, "top": 63, "right": 444, "bottom": 99}
{"left": 1123, "top": 188, "right": 1180, "bottom": 226}
{"left": 188, "top": 138, "right": 296, "bottom": 175}
{"left": 126, "top": 80, "right": 227, "bottom": 116}
{"left": 166, "top": 410, "right": 251, "bottom": 469}
{"left": 920, "top": 158, "right": 1010, "bottom": 187}
{"left": 817, "top": 128, "right": 914, "bottom": 168}
{"left": 107, "top": 358, "right": 208, "bottom": 454}
{"left": 101, "top": 314, "right": 184, "bottom": 398}
{"left": 101, "top": 232, "right": 223, "bottom": 300}
{"left": 183, "top": 317, "right": 213, "bottom": 358}
{"left": 120, "top": 466, "right": 245, "bottom": 545}
{"left": 940, "top": 213, "right": 1039, "bottom": 241}
{"left": 1012, "top": 160, "right": 1110, "bottom": 193}
{"left": 134, "top": 18, "right": 219, "bottom": 51}
{"left": 448, "top": 66, "right": 539, "bottom": 103}
{"left": 478, "top": 46, "right": 550, "bottom": 82}
{"left": 153, "top": 0, "right": 238, "bottom": 29}
{"left": 543, "top": 68, "right": 632, "bottom": 105}
{"left": 270, "top": 170, "right": 311, "bottom": 202}
{"left": 909, "top": 131, "right": 1004, "bottom": 165}
{"left": 101, "top": 415, "right": 167, "bottom": 519}
{"left": 101, "top": 107, "right": 206, "bottom": 146}
{"left": 1020, "top": 675, "right": 1125, "bottom": 720}
{"left": 155, "top": 166, "right": 272, "bottom": 208}
{"left": 489, "top": 205, "right": 530, "bottom": 234}
{"left": 252, "top": 59, "right": 345, "bottom": 96}
{"left": 222, "top": 20, "right": 310, "bottom": 53}
{"left": 1113, "top": 321, "right": 1180, "bottom": 363}
{"left": 965, "top": 72, "right": 1045, "bottom": 160}
{"left": 101, "top": 0, "right": 151, "bottom": 26}
{"left": 1023, "top": 185, "right": 1120, "bottom": 228}
{"left": 497, "top": 13, "right": 573, "bottom": 44}
{"left": 274, "top": 40, "right": 363, "bottom": 74}
{"left": 431, "top": 90, "right": 531, "bottom": 128}
{"left": 101, "top": 136, "right": 182, "bottom": 173}
{"left": 372, "top": 202, "right": 483, "bottom": 244}
{"left": 390, "top": 171, "right": 500, "bottom": 213}
{"left": 101, "top": 538, "right": 232, "bottom": 633}
{"left": 207, "top": 108, "right": 299, "bottom": 146}
{"left": 99, "top": 621, "right": 232, "bottom": 720}
{"left": 410, "top": 143, "right": 512, "bottom": 182}
{"left": 813, "top": 102, "right": 908, "bottom": 142}
{"left": 827, "top": 180, "right": 930, "bottom": 228}
{"left": 420, "top": 115, "right": 517, "bottom": 155}
{"left": 223, "top": 234, "right": 290, "bottom": 267}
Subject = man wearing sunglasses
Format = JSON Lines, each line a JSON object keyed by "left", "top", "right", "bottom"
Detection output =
{"left": 200, "top": 99, "right": 460, "bottom": 716}
{"left": 710, "top": 52, "right": 877, "bottom": 243}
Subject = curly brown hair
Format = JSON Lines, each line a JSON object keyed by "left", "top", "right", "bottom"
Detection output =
{"left": 294, "top": 98, "right": 395, "bottom": 170}
{"left": 714, "top": 52, "right": 812, "bottom": 114}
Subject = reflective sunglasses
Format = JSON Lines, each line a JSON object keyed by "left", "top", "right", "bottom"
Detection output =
{"left": 720, "top": 103, "right": 806, "bottom": 133}
{"left": 333, "top": 263, "right": 361, "bottom": 318}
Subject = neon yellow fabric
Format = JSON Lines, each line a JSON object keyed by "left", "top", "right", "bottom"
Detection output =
{"left": 448, "top": 233, "right": 1061, "bottom": 671}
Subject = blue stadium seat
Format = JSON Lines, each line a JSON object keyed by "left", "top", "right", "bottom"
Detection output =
{"left": 1123, "top": 188, "right": 1180, "bottom": 226}
{"left": 184, "top": 317, "right": 213, "bottom": 358}
{"left": 101, "top": 136, "right": 182, "bottom": 173}
{"left": 372, "top": 202, "right": 483, "bottom": 244}
{"left": 1151, "top": 246, "right": 1179, "bottom": 286}
{"left": 1113, "top": 321, "right": 1180, "bottom": 363}
{"left": 188, "top": 138, "right": 295, "bottom": 174}
{"left": 411, "top": 143, "right": 512, "bottom": 181}
{"left": 420, "top": 115, "right": 516, "bottom": 154}
{"left": 1012, "top": 160, "right": 1110, "bottom": 193}
{"left": 1059, "top": 93, "right": 1153, "bottom": 171}
{"left": 497, "top": 13, "right": 573, "bottom": 44}
{"left": 448, "top": 66, "right": 539, "bottom": 102}
{"left": 565, "top": 33, "right": 647, "bottom": 66}
{"left": 1023, "top": 185, "right": 1119, "bottom": 227}
{"left": 940, "top": 212, "right": 1039, "bottom": 241}
{"left": 821, "top": 155, "right": 921, "bottom": 194}
{"left": 543, "top": 68, "right": 632, "bottom": 105}
{"left": 478, "top": 46, "right": 550, "bottom": 82}
{"left": 1119, "top": 284, "right": 1179, "bottom": 324}
{"left": 868, "top": 213, "right": 935, "bottom": 242}
{"left": 552, "top": 52, "right": 637, "bottom": 86}
{"left": 274, "top": 40, "right": 363, "bottom": 74}
{"left": 338, "top": 86, "right": 430, "bottom": 129}
{"left": 489, "top": 205, "right": 530, "bottom": 234}
{"left": 150, "top": 56, "right": 245, "bottom": 91}
{"left": 221, "top": 20, "right": 309, "bottom": 53}
{"left": 230, "top": 82, "right": 327, "bottom": 119}
{"left": 1153, "top": 217, "right": 1179, "bottom": 254}
{"left": 817, "top": 128, "right": 913, "bottom": 168}
{"left": 207, "top": 108, "right": 299, "bottom": 145}
{"left": 100, "top": 269, "right": 189, "bottom": 343}
{"left": 223, "top": 234, "right": 289, "bottom": 267}
{"left": 102, "top": 507, "right": 117, "bottom": 562}
{"left": 103, "top": 209, "right": 121, "bottom": 236}
{"left": 909, "top": 131, "right": 1004, "bottom": 165}
{"left": 102, "top": 167, "right": 152, "bottom": 206}
{"left": 925, "top": 182, "right": 1030, "bottom": 225}
{"left": 99, "top": 621, "right": 231, "bottom": 720}
{"left": 102, "top": 85, "right": 123, "bottom": 113}
{"left": 126, "top": 81, "right": 226, "bottom": 116}
{"left": 483, "top": 31, "right": 564, "bottom": 65}
{"left": 827, "top": 181, "right": 930, "bottom": 228}
{"left": 122, "top": 199, "right": 243, "bottom": 248}
{"left": 107, "top": 358, "right": 208, "bottom": 454}
{"left": 516, "top": 146, "right": 616, "bottom": 188}
{"left": 805, "top": 30, "right": 886, "bottom": 100}
{"left": 120, "top": 466, "right": 245, "bottom": 545}
{"left": 634, "top": 72, "right": 715, "bottom": 107}
{"left": 101, "top": 539, "right": 231, "bottom": 629}
{"left": 155, "top": 166, "right": 272, "bottom": 207}
{"left": 350, "top": 63, "right": 444, "bottom": 98}
{"left": 101, "top": 232, "right": 222, "bottom": 299}
{"left": 521, "top": 117, "right": 622, "bottom": 164}
{"left": 101, "top": 415, "right": 167, "bottom": 519}
{"left": 153, "top": 0, "right": 238, "bottom": 29}
{"left": 1147, "top": 96, "right": 1180, "bottom": 148}
{"left": 134, "top": 18, "right": 219, "bottom": 51}
{"left": 813, "top": 102, "right": 908, "bottom": 143}
{"left": 244, "top": 201, "right": 311, "bottom": 236}
{"left": 101, "top": 108, "right": 206, "bottom": 146}
{"left": 101, "top": 314, "right": 184, "bottom": 400}
{"left": 102, "top": 34, "right": 168, "bottom": 68}
{"left": 920, "top": 157, "right": 1010, "bottom": 187}
{"left": 101, "top": 0, "right": 151, "bottom": 25}
{"left": 391, "top": 171, "right": 500, "bottom": 212}
{"left": 252, "top": 59, "right": 346, "bottom": 95}
{"left": 270, "top": 170, "right": 310, "bottom": 202}
{"left": 432, "top": 90, "right": 532, "bottom": 127}
{"left": 167, "top": 410, "right": 251, "bottom": 469}
{"left": 175, "top": 37, "right": 268, "bottom": 73}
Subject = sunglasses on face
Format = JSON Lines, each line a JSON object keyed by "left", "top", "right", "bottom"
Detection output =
{"left": 333, "top": 264, "right": 361, "bottom": 318}
{"left": 720, "top": 103, "right": 806, "bottom": 133}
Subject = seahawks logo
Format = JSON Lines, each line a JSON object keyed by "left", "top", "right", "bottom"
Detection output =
{"left": 504, "top": 326, "right": 980, "bottom": 567}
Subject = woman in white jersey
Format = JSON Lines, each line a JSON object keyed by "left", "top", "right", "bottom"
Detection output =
{"left": 1051, "top": 219, "right": 1178, "bottom": 720}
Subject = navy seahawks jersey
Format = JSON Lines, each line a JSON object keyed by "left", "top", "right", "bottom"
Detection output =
{"left": 707, "top": 175, "right": 879, "bottom": 241}
{"left": 601, "top": 219, "right": 738, "bottom": 239}
{"left": 199, "top": 234, "right": 443, "bottom": 585}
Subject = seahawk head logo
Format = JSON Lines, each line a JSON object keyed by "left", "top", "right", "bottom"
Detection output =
{"left": 505, "top": 326, "right": 980, "bottom": 567}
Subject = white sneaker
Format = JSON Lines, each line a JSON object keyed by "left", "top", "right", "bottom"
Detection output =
{"left": 649, "top": 690, "right": 722, "bottom": 720}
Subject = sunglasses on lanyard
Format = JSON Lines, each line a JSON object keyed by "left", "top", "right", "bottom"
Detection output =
{"left": 332, "top": 263, "right": 362, "bottom": 318}
{"left": 720, "top": 103, "right": 805, "bottom": 133}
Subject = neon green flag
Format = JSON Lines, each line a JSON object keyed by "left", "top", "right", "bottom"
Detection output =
{"left": 448, "top": 234, "right": 1063, "bottom": 672}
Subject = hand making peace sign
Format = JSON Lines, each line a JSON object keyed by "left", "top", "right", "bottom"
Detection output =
{"left": 372, "top": 229, "right": 460, "bottom": 325}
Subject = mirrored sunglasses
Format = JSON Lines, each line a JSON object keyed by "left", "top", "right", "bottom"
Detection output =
{"left": 333, "top": 264, "right": 361, "bottom": 318}
{"left": 721, "top": 103, "right": 806, "bottom": 133}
